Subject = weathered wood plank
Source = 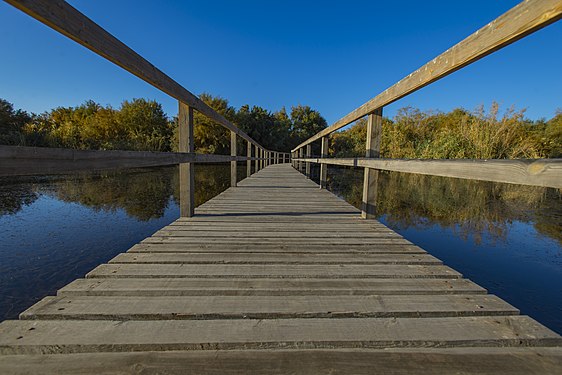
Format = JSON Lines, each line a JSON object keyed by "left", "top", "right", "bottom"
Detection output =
{"left": 293, "top": 0, "right": 562, "bottom": 149}
{"left": 1, "top": 348, "right": 561, "bottom": 375}
{"left": 152, "top": 230, "right": 403, "bottom": 239}
{"left": 57, "top": 278, "right": 486, "bottom": 297}
{"left": 1, "top": 316, "right": 560, "bottom": 354}
{"left": 127, "top": 243, "right": 427, "bottom": 254}
{"left": 297, "top": 157, "right": 562, "bottom": 189}
{"left": 141, "top": 237, "right": 414, "bottom": 245}
{"left": 109, "top": 252, "right": 441, "bottom": 265}
{"left": 0, "top": 145, "right": 257, "bottom": 177}
{"left": 20, "top": 294, "right": 518, "bottom": 320}
{"left": 86, "top": 263, "right": 461, "bottom": 279}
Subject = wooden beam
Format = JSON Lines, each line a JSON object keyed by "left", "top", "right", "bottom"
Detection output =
{"left": 178, "top": 102, "right": 195, "bottom": 218}
{"left": 254, "top": 144, "right": 259, "bottom": 172}
{"left": 0, "top": 145, "right": 257, "bottom": 177}
{"left": 362, "top": 109, "right": 382, "bottom": 219}
{"left": 305, "top": 145, "right": 312, "bottom": 178}
{"left": 231, "top": 132, "right": 237, "bottom": 187}
{"left": 4, "top": 0, "right": 262, "bottom": 146}
{"left": 320, "top": 137, "right": 329, "bottom": 189}
{"left": 293, "top": 0, "right": 562, "bottom": 151}
{"left": 294, "top": 157, "right": 562, "bottom": 189}
{"left": 246, "top": 141, "right": 252, "bottom": 178}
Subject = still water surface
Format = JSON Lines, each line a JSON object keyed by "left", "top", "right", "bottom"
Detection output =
{"left": 0, "top": 164, "right": 560, "bottom": 334}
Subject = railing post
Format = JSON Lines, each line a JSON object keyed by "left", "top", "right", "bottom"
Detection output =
{"left": 261, "top": 148, "right": 264, "bottom": 170}
{"left": 231, "top": 131, "right": 237, "bottom": 187}
{"left": 178, "top": 102, "right": 195, "bottom": 217}
{"left": 254, "top": 144, "right": 259, "bottom": 172}
{"left": 320, "top": 136, "right": 328, "bottom": 189}
{"left": 246, "top": 141, "right": 252, "bottom": 177}
{"left": 298, "top": 148, "right": 304, "bottom": 173}
{"left": 305, "top": 144, "right": 311, "bottom": 178}
{"left": 361, "top": 108, "right": 383, "bottom": 219}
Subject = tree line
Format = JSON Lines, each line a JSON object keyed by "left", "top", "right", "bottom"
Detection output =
{"left": 0, "top": 95, "right": 327, "bottom": 153}
{"left": 1, "top": 97, "right": 560, "bottom": 159}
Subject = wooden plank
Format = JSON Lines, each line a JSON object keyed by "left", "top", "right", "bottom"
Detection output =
{"left": 1, "top": 316, "right": 560, "bottom": 354}
{"left": 109, "top": 252, "right": 441, "bottom": 265}
{"left": 127, "top": 243, "right": 427, "bottom": 254}
{"left": 298, "top": 157, "right": 562, "bottom": 189}
{"left": 0, "top": 145, "right": 256, "bottom": 177}
{"left": 166, "top": 223, "right": 396, "bottom": 231}
{"left": 141, "top": 237, "right": 414, "bottom": 245}
{"left": 57, "top": 278, "right": 486, "bottom": 297}
{"left": 19, "top": 295, "right": 518, "bottom": 320}
{"left": 293, "top": 0, "right": 562, "bottom": 150}
{"left": 86, "top": 264, "right": 461, "bottom": 279}
{"left": 3, "top": 0, "right": 263, "bottom": 146}
{"left": 151, "top": 230, "right": 403, "bottom": 239}
{"left": 1, "top": 348, "right": 561, "bottom": 375}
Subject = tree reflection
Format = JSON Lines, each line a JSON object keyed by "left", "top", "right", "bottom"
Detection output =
{"left": 0, "top": 165, "right": 234, "bottom": 221}
{"left": 327, "top": 167, "right": 562, "bottom": 245}
{"left": 2, "top": 165, "right": 559, "bottom": 246}
{"left": 51, "top": 168, "right": 176, "bottom": 221}
{"left": 0, "top": 179, "right": 39, "bottom": 215}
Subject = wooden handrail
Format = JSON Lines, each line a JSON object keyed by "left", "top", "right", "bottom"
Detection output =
{"left": 292, "top": 0, "right": 562, "bottom": 151}
{"left": 0, "top": 145, "right": 269, "bottom": 177}
{"left": 294, "top": 157, "right": 562, "bottom": 189}
{"left": 4, "top": 0, "right": 276, "bottom": 151}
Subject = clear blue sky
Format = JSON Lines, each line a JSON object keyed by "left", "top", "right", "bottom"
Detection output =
{"left": 0, "top": 0, "right": 560, "bottom": 124}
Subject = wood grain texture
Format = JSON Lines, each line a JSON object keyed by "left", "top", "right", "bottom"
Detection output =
{"left": 20, "top": 294, "right": 518, "bottom": 320}
{"left": 1, "top": 316, "right": 560, "bottom": 354}
{"left": 296, "top": 157, "right": 562, "bottom": 188}
{"left": 1, "top": 348, "right": 561, "bottom": 375}
{"left": 0, "top": 145, "right": 259, "bottom": 176}
{"left": 230, "top": 131, "right": 237, "bottom": 187}
{"left": 293, "top": 0, "right": 562, "bottom": 150}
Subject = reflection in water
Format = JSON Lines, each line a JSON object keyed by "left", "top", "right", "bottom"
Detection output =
{"left": 0, "top": 164, "right": 232, "bottom": 320}
{"left": 324, "top": 165, "right": 562, "bottom": 334}
{"left": 0, "top": 164, "right": 561, "bottom": 334}
{"left": 326, "top": 166, "right": 562, "bottom": 245}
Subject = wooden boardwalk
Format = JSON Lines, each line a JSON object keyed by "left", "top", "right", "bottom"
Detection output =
{"left": 1, "top": 164, "right": 561, "bottom": 374}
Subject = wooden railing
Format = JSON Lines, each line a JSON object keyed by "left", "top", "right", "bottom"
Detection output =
{"left": 291, "top": 0, "right": 562, "bottom": 218}
{"left": 2, "top": 0, "right": 291, "bottom": 216}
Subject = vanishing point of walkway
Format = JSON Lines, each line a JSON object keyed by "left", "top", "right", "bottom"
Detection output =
{"left": 0, "top": 164, "right": 561, "bottom": 374}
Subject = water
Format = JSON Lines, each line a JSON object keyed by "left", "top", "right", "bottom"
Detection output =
{"left": 0, "top": 164, "right": 234, "bottom": 320}
{"left": 0, "top": 163, "right": 560, "bottom": 334}
{"left": 320, "top": 165, "right": 562, "bottom": 334}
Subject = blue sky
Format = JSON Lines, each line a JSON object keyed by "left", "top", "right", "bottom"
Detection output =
{"left": 0, "top": 0, "right": 560, "bottom": 125}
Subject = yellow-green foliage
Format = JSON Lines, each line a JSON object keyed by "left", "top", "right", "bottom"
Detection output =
{"left": 20, "top": 99, "right": 173, "bottom": 151}
{"left": 330, "top": 103, "right": 561, "bottom": 159}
